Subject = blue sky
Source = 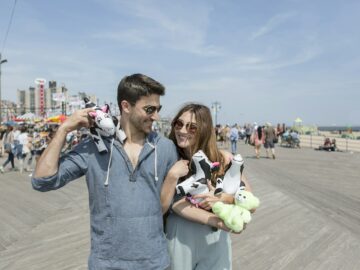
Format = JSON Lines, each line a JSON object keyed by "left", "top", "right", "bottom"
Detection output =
{"left": 0, "top": 0, "right": 359, "bottom": 126}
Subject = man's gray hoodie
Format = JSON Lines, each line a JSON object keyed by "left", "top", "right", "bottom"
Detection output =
{"left": 32, "top": 132, "right": 178, "bottom": 270}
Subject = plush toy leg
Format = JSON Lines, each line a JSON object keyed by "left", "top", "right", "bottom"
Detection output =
{"left": 212, "top": 202, "right": 245, "bottom": 233}
{"left": 214, "top": 177, "right": 224, "bottom": 195}
{"left": 222, "top": 154, "right": 245, "bottom": 194}
{"left": 176, "top": 176, "right": 208, "bottom": 196}
{"left": 90, "top": 128, "right": 107, "bottom": 153}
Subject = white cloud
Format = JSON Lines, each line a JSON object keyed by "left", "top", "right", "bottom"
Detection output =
{"left": 91, "top": 0, "right": 224, "bottom": 56}
{"left": 250, "top": 12, "right": 296, "bottom": 40}
{"left": 197, "top": 45, "right": 321, "bottom": 76}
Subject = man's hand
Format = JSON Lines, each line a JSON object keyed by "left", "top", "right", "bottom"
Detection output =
{"left": 60, "top": 108, "right": 95, "bottom": 133}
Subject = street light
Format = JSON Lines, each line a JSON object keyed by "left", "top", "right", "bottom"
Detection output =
{"left": 211, "top": 101, "right": 221, "bottom": 126}
{"left": 0, "top": 53, "right": 8, "bottom": 124}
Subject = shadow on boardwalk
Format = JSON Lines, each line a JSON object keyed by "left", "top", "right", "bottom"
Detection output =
{"left": 0, "top": 142, "right": 360, "bottom": 270}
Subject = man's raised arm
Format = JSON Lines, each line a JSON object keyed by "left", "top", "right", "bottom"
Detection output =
{"left": 34, "top": 108, "right": 94, "bottom": 178}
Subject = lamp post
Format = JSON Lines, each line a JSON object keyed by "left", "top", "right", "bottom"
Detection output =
{"left": 0, "top": 53, "right": 8, "bottom": 124}
{"left": 211, "top": 101, "right": 221, "bottom": 126}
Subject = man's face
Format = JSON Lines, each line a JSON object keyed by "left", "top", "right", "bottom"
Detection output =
{"left": 128, "top": 94, "right": 161, "bottom": 134}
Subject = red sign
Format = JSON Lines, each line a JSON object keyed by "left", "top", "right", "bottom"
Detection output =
{"left": 39, "top": 83, "right": 45, "bottom": 116}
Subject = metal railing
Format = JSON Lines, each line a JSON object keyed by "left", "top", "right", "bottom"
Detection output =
{"left": 299, "top": 135, "right": 360, "bottom": 152}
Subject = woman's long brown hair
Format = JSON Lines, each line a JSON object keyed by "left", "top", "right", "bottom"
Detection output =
{"left": 169, "top": 103, "right": 227, "bottom": 185}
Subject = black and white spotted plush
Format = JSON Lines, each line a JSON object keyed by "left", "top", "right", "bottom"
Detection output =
{"left": 84, "top": 97, "right": 116, "bottom": 153}
{"left": 176, "top": 150, "right": 222, "bottom": 204}
{"left": 214, "top": 154, "right": 245, "bottom": 195}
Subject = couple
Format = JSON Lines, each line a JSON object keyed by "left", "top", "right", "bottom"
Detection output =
{"left": 32, "top": 73, "right": 252, "bottom": 270}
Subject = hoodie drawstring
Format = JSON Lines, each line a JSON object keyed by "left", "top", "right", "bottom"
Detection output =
{"left": 104, "top": 135, "right": 158, "bottom": 185}
{"left": 104, "top": 138, "right": 115, "bottom": 186}
{"left": 147, "top": 139, "right": 158, "bottom": 182}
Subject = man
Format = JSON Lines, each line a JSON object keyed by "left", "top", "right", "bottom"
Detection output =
{"left": 244, "top": 124, "right": 252, "bottom": 144}
{"left": 229, "top": 124, "right": 239, "bottom": 155}
{"left": 264, "top": 122, "right": 277, "bottom": 159}
{"left": 0, "top": 125, "right": 15, "bottom": 172}
{"left": 32, "top": 74, "right": 178, "bottom": 270}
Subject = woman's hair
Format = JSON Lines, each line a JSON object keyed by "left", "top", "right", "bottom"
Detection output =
{"left": 169, "top": 103, "right": 227, "bottom": 185}
{"left": 257, "top": 126, "right": 263, "bottom": 140}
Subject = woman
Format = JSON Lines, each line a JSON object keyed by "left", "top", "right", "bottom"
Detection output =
{"left": 161, "top": 103, "right": 252, "bottom": 270}
{"left": 254, "top": 126, "right": 265, "bottom": 159}
{"left": 17, "top": 126, "right": 32, "bottom": 173}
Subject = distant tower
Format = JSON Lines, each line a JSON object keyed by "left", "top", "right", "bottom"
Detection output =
{"left": 49, "top": 81, "right": 57, "bottom": 110}
{"left": 211, "top": 101, "right": 221, "bottom": 126}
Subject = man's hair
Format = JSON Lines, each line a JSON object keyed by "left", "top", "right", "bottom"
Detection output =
{"left": 117, "top": 73, "right": 165, "bottom": 113}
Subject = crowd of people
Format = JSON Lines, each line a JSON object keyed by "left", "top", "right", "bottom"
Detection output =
{"left": 0, "top": 123, "right": 89, "bottom": 174}
{"left": 215, "top": 122, "right": 287, "bottom": 159}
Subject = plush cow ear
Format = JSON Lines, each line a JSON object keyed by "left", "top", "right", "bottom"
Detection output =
{"left": 88, "top": 111, "right": 97, "bottom": 118}
{"left": 101, "top": 104, "right": 110, "bottom": 113}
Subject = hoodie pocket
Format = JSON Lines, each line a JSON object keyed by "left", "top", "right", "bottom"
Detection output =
{"left": 92, "top": 216, "right": 112, "bottom": 258}
{"left": 106, "top": 214, "right": 166, "bottom": 260}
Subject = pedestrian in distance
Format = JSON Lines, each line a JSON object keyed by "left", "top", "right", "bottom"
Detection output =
{"left": 264, "top": 122, "right": 277, "bottom": 159}
{"left": 253, "top": 125, "right": 265, "bottom": 159}
{"left": 229, "top": 123, "right": 239, "bottom": 155}
{"left": 245, "top": 124, "right": 252, "bottom": 144}
{"left": 0, "top": 125, "right": 15, "bottom": 173}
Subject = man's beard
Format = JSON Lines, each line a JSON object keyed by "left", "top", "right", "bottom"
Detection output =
{"left": 129, "top": 113, "right": 152, "bottom": 135}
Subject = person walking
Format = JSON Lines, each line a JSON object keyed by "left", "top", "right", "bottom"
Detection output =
{"left": 244, "top": 124, "right": 252, "bottom": 144}
{"left": 0, "top": 125, "right": 15, "bottom": 173}
{"left": 254, "top": 125, "right": 265, "bottom": 159}
{"left": 17, "top": 126, "right": 32, "bottom": 173}
{"left": 32, "top": 74, "right": 178, "bottom": 270}
{"left": 264, "top": 122, "right": 277, "bottom": 159}
{"left": 229, "top": 124, "right": 239, "bottom": 155}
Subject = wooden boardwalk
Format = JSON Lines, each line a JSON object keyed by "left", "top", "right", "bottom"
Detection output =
{"left": 0, "top": 142, "right": 359, "bottom": 270}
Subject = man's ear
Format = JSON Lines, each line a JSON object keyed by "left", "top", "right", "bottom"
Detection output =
{"left": 121, "top": 100, "right": 132, "bottom": 114}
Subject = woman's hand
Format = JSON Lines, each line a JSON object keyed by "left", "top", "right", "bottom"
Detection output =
{"left": 208, "top": 214, "right": 246, "bottom": 234}
{"left": 169, "top": 160, "right": 189, "bottom": 180}
{"left": 193, "top": 180, "right": 221, "bottom": 211}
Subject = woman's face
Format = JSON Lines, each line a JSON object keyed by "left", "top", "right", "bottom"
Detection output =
{"left": 173, "top": 111, "right": 198, "bottom": 150}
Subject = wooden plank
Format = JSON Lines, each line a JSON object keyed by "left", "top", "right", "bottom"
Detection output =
{"left": 0, "top": 142, "right": 359, "bottom": 270}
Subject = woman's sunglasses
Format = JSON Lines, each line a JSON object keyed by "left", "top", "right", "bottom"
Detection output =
{"left": 173, "top": 119, "right": 198, "bottom": 134}
{"left": 142, "top": 105, "right": 162, "bottom": 115}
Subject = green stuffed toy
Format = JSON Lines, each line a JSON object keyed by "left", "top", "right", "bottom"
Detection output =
{"left": 212, "top": 189, "right": 260, "bottom": 233}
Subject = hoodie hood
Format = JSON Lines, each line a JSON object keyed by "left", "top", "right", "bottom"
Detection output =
{"left": 103, "top": 129, "right": 162, "bottom": 186}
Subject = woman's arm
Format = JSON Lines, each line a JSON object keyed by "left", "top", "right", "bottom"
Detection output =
{"left": 160, "top": 160, "right": 189, "bottom": 214}
{"left": 172, "top": 198, "right": 232, "bottom": 232}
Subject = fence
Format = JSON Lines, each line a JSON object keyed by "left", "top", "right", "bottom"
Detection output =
{"left": 299, "top": 135, "right": 360, "bottom": 152}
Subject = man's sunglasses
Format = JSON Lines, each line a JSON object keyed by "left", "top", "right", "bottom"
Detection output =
{"left": 173, "top": 119, "right": 198, "bottom": 134}
{"left": 142, "top": 105, "right": 162, "bottom": 115}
